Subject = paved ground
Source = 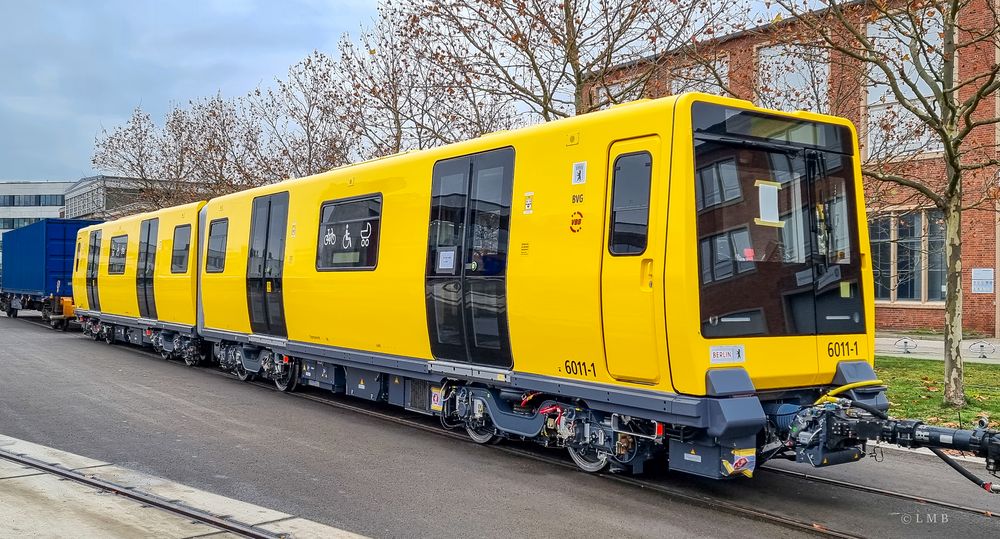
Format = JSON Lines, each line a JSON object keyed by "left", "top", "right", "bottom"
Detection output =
{"left": 0, "top": 434, "right": 359, "bottom": 538}
{"left": 1, "top": 314, "right": 998, "bottom": 537}
{"left": 875, "top": 334, "right": 1000, "bottom": 363}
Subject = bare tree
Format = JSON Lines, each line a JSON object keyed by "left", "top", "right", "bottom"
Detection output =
{"left": 337, "top": 3, "right": 515, "bottom": 160}
{"left": 750, "top": 0, "right": 1000, "bottom": 406}
{"left": 405, "top": 0, "right": 735, "bottom": 121}
{"left": 246, "top": 51, "right": 353, "bottom": 180}
{"left": 92, "top": 106, "right": 204, "bottom": 210}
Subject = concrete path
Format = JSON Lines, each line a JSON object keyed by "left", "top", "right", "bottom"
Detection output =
{"left": 875, "top": 335, "right": 1000, "bottom": 364}
{"left": 0, "top": 434, "right": 362, "bottom": 539}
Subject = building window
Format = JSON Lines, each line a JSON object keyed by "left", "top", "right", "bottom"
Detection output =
{"left": 108, "top": 235, "right": 128, "bottom": 275}
{"left": 756, "top": 43, "right": 829, "bottom": 113}
{"left": 0, "top": 217, "right": 40, "bottom": 230}
{"left": 316, "top": 195, "right": 381, "bottom": 270}
{"left": 590, "top": 76, "right": 644, "bottom": 110}
{"left": 695, "top": 158, "right": 740, "bottom": 210}
{"left": 206, "top": 219, "right": 228, "bottom": 273}
{"left": 670, "top": 56, "right": 729, "bottom": 95}
{"left": 699, "top": 228, "right": 755, "bottom": 284}
{"left": 868, "top": 209, "right": 944, "bottom": 303}
{"left": 866, "top": 11, "right": 943, "bottom": 157}
{"left": 171, "top": 225, "right": 191, "bottom": 274}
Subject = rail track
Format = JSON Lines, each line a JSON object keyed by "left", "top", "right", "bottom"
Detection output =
{"left": 19, "top": 315, "right": 999, "bottom": 536}
{"left": 760, "top": 464, "right": 997, "bottom": 520}
{"left": 0, "top": 448, "right": 283, "bottom": 539}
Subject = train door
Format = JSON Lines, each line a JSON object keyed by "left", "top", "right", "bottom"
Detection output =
{"left": 136, "top": 218, "right": 158, "bottom": 319}
{"left": 247, "top": 192, "right": 289, "bottom": 337}
{"left": 426, "top": 147, "right": 515, "bottom": 368}
{"left": 86, "top": 230, "right": 102, "bottom": 312}
{"left": 601, "top": 137, "right": 663, "bottom": 383}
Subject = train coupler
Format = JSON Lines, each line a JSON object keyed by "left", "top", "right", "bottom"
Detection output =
{"left": 770, "top": 397, "right": 1000, "bottom": 493}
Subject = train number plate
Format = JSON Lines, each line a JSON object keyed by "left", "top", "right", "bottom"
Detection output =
{"left": 710, "top": 345, "right": 745, "bottom": 364}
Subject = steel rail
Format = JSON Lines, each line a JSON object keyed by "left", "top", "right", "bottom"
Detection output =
{"left": 254, "top": 377, "right": 996, "bottom": 527}
{"left": 239, "top": 378, "right": 859, "bottom": 538}
{"left": 760, "top": 464, "right": 998, "bottom": 519}
{"left": 0, "top": 449, "right": 284, "bottom": 539}
{"left": 17, "top": 318, "right": 990, "bottom": 535}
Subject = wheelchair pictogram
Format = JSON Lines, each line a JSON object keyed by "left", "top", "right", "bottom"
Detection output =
{"left": 342, "top": 224, "right": 352, "bottom": 249}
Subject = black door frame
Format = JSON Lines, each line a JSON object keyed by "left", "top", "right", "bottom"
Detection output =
{"left": 425, "top": 147, "right": 514, "bottom": 368}
{"left": 86, "top": 230, "right": 102, "bottom": 311}
{"left": 137, "top": 218, "right": 158, "bottom": 319}
{"left": 246, "top": 192, "right": 289, "bottom": 337}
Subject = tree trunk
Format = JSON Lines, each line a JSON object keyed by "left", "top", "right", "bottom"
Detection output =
{"left": 943, "top": 199, "right": 965, "bottom": 406}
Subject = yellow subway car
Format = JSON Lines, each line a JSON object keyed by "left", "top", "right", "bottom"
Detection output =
{"left": 75, "top": 93, "right": 890, "bottom": 479}
{"left": 73, "top": 202, "right": 204, "bottom": 361}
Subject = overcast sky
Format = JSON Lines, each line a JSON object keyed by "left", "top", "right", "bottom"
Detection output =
{"left": 0, "top": 0, "right": 377, "bottom": 180}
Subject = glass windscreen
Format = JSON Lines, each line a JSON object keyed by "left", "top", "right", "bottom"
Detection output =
{"left": 694, "top": 103, "right": 864, "bottom": 337}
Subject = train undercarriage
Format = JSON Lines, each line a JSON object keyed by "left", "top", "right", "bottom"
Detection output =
{"left": 76, "top": 315, "right": 1000, "bottom": 493}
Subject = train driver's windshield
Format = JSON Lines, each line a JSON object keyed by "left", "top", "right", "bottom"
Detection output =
{"left": 691, "top": 102, "right": 865, "bottom": 338}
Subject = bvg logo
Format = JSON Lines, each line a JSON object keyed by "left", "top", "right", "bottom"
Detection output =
{"left": 569, "top": 211, "right": 584, "bottom": 233}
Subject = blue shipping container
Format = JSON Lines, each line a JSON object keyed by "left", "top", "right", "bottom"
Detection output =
{"left": 1, "top": 219, "right": 100, "bottom": 298}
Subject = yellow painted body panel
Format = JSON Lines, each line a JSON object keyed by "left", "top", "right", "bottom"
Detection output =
{"left": 96, "top": 217, "right": 141, "bottom": 318}
{"left": 72, "top": 228, "right": 90, "bottom": 311}
{"left": 663, "top": 94, "right": 875, "bottom": 395}
{"left": 81, "top": 93, "right": 873, "bottom": 399}
{"left": 70, "top": 202, "right": 204, "bottom": 326}
{"left": 601, "top": 135, "right": 667, "bottom": 384}
{"left": 152, "top": 202, "right": 204, "bottom": 326}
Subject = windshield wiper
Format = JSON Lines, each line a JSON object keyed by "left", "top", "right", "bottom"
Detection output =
{"left": 694, "top": 133, "right": 804, "bottom": 154}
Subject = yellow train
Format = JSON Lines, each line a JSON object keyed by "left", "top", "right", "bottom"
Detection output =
{"left": 71, "top": 93, "right": 1000, "bottom": 483}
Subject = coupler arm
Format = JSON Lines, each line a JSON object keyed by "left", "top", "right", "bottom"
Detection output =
{"left": 788, "top": 398, "right": 1000, "bottom": 493}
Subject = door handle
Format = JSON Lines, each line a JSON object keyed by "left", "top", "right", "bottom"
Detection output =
{"left": 640, "top": 258, "right": 654, "bottom": 290}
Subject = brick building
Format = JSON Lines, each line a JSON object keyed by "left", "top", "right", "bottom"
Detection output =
{"left": 596, "top": 5, "right": 1000, "bottom": 336}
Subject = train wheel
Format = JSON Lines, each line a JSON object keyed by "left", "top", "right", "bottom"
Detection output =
{"left": 568, "top": 446, "right": 609, "bottom": 473}
{"left": 235, "top": 362, "right": 255, "bottom": 382}
{"left": 466, "top": 416, "right": 503, "bottom": 445}
{"left": 103, "top": 326, "right": 114, "bottom": 345}
{"left": 274, "top": 359, "right": 299, "bottom": 392}
{"left": 183, "top": 350, "right": 202, "bottom": 367}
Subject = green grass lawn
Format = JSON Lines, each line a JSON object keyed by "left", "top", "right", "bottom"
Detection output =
{"left": 875, "top": 356, "right": 1000, "bottom": 429}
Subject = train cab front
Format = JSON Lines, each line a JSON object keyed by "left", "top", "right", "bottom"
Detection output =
{"left": 662, "top": 97, "right": 883, "bottom": 479}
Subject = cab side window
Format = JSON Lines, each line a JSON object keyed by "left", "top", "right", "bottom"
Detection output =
{"left": 609, "top": 152, "right": 652, "bottom": 255}
{"left": 206, "top": 219, "right": 228, "bottom": 273}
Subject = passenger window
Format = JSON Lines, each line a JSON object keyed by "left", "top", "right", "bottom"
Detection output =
{"left": 108, "top": 235, "right": 128, "bottom": 274}
{"left": 206, "top": 219, "right": 228, "bottom": 273}
{"left": 609, "top": 152, "right": 652, "bottom": 255}
{"left": 171, "top": 225, "right": 192, "bottom": 273}
{"left": 316, "top": 195, "right": 381, "bottom": 270}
